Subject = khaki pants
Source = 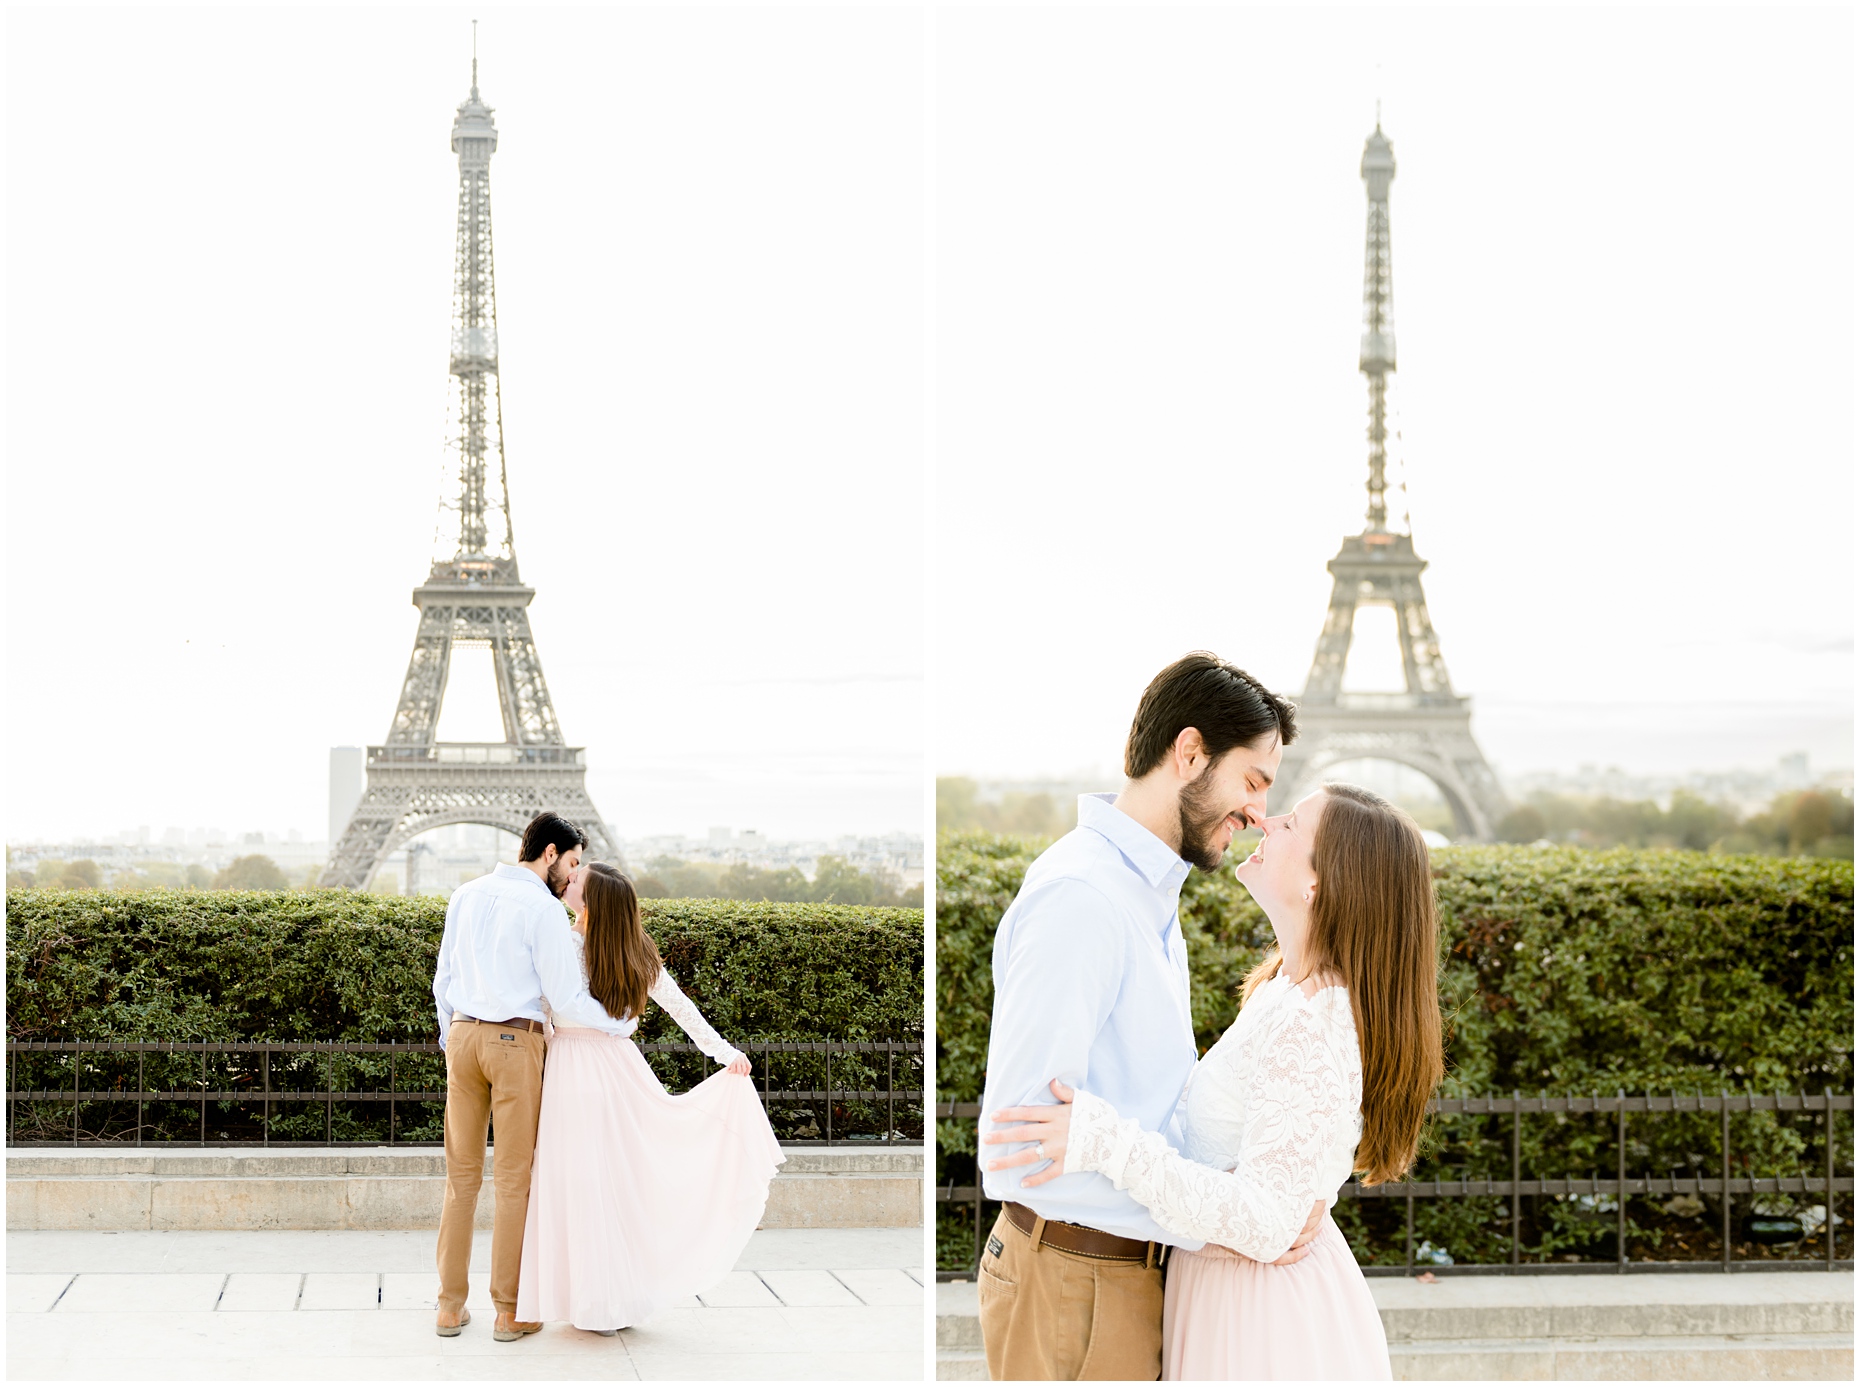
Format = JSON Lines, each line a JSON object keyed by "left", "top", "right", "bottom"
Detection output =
{"left": 436, "top": 1019, "right": 546, "bottom": 1316}
{"left": 977, "top": 1210, "right": 1165, "bottom": 1381}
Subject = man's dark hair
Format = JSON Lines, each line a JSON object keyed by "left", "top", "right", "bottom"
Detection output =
{"left": 519, "top": 811, "right": 588, "bottom": 864}
{"left": 1124, "top": 652, "right": 1298, "bottom": 779}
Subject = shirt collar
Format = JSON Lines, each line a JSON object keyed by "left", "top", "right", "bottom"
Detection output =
{"left": 493, "top": 862, "right": 553, "bottom": 896}
{"left": 1076, "top": 793, "right": 1192, "bottom": 892}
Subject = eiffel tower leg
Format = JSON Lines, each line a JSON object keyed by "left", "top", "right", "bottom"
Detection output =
{"left": 322, "top": 786, "right": 408, "bottom": 891}
{"left": 387, "top": 603, "right": 455, "bottom": 746}
{"left": 1304, "top": 580, "right": 1358, "bottom": 704}
{"left": 489, "top": 604, "right": 562, "bottom": 746}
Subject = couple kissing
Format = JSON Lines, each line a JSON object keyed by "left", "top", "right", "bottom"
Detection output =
{"left": 431, "top": 813, "right": 783, "bottom": 1340}
{"left": 977, "top": 652, "right": 1443, "bottom": 1381}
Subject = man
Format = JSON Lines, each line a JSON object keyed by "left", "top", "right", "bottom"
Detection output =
{"left": 431, "top": 811, "right": 632, "bottom": 1342}
{"left": 976, "top": 652, "right": 1321, "bottom": 1381}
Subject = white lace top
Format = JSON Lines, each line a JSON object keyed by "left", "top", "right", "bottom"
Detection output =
{"left": 546, "top": 934, "right": 745, "bottom": 1067}
{"left": 1064, "top": 971, "right": 1363, "bottom": 1262}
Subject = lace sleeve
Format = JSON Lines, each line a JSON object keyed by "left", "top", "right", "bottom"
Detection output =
{"left": 649, "top": 967, "right": 743, "bottom": 1066}
{"left": 1064, "top": 1002, "right": 1355, "bottom": 1261}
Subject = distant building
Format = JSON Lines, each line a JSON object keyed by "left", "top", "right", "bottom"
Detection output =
{"left": 328, "top": 747, "right": 364, "bottom": 845}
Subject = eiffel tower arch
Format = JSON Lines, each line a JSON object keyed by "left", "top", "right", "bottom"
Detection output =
{"left": 1271, "top": 123, "right": 1508, "bottom": 842}
{"left": 323, "top": 54, "right": 616, "bottom": 890}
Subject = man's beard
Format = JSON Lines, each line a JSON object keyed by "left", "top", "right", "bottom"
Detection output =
{"left": 545, "top": 856, "right": 574, "bottom": 898}
{"left": 1177, "top": 764, "right": 1234, "bottom": 873}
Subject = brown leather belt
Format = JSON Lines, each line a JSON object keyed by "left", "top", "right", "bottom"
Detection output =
{"left": 1003, "top": 1201, "right": 1166, "bottom": 1267}
{"left": 452, "top": 1013, "right": 545, "bottom": 1035}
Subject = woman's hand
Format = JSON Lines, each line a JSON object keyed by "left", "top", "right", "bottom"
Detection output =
{"left": 980, "top": 1079, "right": 1075, "bottom": 1189}
{"left": 726, "top": 1054, "right": 752, "bottom": 1077}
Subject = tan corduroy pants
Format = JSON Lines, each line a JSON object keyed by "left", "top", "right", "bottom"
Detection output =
{"left": 435, "top": 1019, "right": 546, "bottom": 1317}
{"left": 977, "top": 1210, "right": 1166, "bottom": 1381}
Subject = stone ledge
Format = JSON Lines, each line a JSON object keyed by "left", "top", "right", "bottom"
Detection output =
{"left": 7, "top": 1144, "right": 920, "bottom": 1175}
{"left": 7, "top": 1145, "right": 923, "bottom": 1231}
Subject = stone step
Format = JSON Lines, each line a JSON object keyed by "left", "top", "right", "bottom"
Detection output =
{"left": 938, "top": 1281, "right": 984, "bottom": 1350}
{"left": 1389, "top": 1333, "right": 1853, "bottom": 1380}
{"left": 6, "top": 1144, "right": 923, "bottom": 1232}
{"left": 936, "top": 1274, "right": 1855, "bottom": 1380}
{"left": 1373, "top": 1270, "right": 1854, "bottom": 1341}
{"left": 936, "top": 1350, "right": 989, "bottom": 1381}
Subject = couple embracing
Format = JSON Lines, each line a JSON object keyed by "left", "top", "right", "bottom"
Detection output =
{"left": 978, "top": 653, "right": 1444, "bottom": 1381}
{"left": 430, "top": 812, "right": 783, "bottom": 1340}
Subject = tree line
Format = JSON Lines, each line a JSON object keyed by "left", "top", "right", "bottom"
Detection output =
{"left": 5, "top": 849, "right": 925, "bottom": 906}
{"left": 936, "top": 776, "right": 1854, "bottom": 859}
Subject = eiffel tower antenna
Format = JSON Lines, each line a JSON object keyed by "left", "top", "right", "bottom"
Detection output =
{"left": 1270, "top": 120, "right": 1509, "bottom": 841}
{"left": 324, "top": 49, "right": 617, "bottom": 889}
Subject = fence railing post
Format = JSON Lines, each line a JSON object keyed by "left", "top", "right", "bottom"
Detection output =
{"left": 1828, "top": 1087, "right": 1837, "bottom": 1271}
{"left": 1616, "top": 1090, "right": 1627, "bottom": 1272}
{"left": 1511, "top": 1091, "right": 1521, "bottom": 1266}
{"left": 1721, "top": 1091, "right": 1731, "bottom": 1271}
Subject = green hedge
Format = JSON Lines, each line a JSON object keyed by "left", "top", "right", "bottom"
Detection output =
{"left": 6, "top": 890, "right": 923, "bottom": 1145}
{"left": 936, "top": 835, "right": 1853, "bottom": 1268}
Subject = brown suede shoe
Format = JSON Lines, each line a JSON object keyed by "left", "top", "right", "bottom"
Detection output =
{"left": 435, "top": 1307, "right": 470, "bottom": 1337}
{"left": 493, "top": 1312, "right": 543, "bottom": 1343}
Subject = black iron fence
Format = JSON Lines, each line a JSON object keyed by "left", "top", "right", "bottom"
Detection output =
{"left": 937, "top": 1091, "right": 1851, "bottom": 1280}
{"left": 7, "top": 1037, "right": 923, "bottom": 1148}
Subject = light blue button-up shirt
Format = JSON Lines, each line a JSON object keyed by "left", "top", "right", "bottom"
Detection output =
{"left": 431, "top": 863, "right": 632, "bottom": 1047}
{"left": 979, "top": 794, "right": 1203, "bottom": 1247}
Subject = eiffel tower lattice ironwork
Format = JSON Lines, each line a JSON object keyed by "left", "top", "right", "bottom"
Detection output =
{"left": 323, "top": 58, "right": 616, "bottom": 889}
{"left": 1271, "top": 123, "right": 1508, "bottom": 841}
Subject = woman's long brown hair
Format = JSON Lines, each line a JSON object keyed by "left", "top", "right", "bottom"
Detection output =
{"left": 1240, "top": 783, "right": 1443, "bottom": 1184}
{"left": 581, "top": 862, "right": 662, "bottom": 1023}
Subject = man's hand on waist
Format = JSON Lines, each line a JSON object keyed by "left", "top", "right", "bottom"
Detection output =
{"left": 1267, "top": 1199, "right": 1327, "bottom": 1266}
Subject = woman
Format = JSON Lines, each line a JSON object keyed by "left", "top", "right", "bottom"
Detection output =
{"left": 516, "top": 861, "right": 785, "bottom": 1333}
{"left": 985, "top": 783, "right": 1442, "bottom": 1380}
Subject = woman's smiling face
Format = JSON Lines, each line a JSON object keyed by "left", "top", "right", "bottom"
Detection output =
{"left": 1234, "top": 789, "right": 1326, "bottom": 912}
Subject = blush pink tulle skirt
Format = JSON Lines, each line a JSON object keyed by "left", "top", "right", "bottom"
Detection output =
{"left": 1162, "top": 1214, "right": 1392, "bottom": 1380}
{"left": 515, "top": 1028, "right": 785, "bottom": 1331}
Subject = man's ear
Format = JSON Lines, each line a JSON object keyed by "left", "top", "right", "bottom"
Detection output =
{"left": 540, "top": 843, "right": 558, "bottom": 869}
{"left": 1174, "top": 726, "right": 1208, "bottom": 779}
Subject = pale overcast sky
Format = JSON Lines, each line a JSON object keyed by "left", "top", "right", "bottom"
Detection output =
{"left": 6, "top": 6, "right": 924, "bottom": 843}
{"left": 934, "top": 5, "right": 1854, "bottom": 786}
{"left": 5, "top": 5, "right": 1853, "bottom": 848}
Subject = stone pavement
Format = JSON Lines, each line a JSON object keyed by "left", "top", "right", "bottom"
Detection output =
{"left": 8, "top": 1226, "right": 924, "bottom": 1381}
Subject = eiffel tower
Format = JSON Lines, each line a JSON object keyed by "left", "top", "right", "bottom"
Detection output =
{"left": 1271, "top": 123, "right": 1508, "bottom": 841}
{"left": 323, "top": 55, "right": 616, "bottom": 890}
